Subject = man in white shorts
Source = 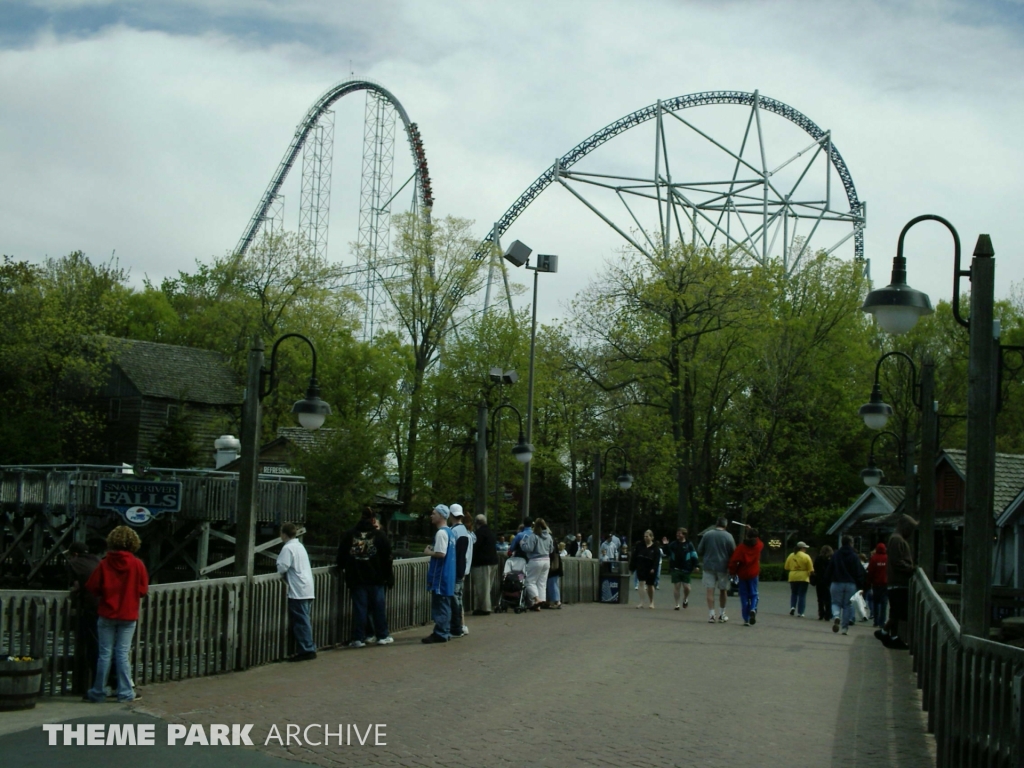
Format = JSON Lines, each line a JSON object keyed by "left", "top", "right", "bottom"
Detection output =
{"left": 697, "top": 516, "right": 736, "bottom": 623}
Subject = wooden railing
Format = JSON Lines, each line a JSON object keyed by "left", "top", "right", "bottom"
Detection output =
{"left": 930, "top": 582, "right": 1024, "bottom": 628}
{"left": 1, "top": 556, "right": 601, "bottom": 695}
{"left": 908, "top": 569, "right": 1024, "bottom": 768}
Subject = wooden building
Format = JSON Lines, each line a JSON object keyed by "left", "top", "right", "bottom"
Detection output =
{"left": 96, "top": 338, "right": 242, "bottom": 468}
{"left": 829, "top": 449, "right": 1024, "bottom": 586}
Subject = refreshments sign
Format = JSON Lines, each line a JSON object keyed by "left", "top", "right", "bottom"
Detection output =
{"left": 97, "top": 479, "right": 183, "bottom": 526}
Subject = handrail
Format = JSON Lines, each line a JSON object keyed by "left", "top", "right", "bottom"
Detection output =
{"left": 909, "top": 569, "right": 1024, "bottom": 767}
{"left": 2, "top": 557, "right": 601, "bottom": 696}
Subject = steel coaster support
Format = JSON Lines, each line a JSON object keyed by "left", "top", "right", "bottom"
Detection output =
{"left": 298, "top": 110, "right": 334, "bottom": 260}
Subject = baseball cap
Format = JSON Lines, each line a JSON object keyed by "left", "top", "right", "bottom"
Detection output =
{"left": 796, "top": 541, "right": 809, "bottom": 548}
{"left": 433, "top": 504, "right": 450, "bottom": 519}
{"left": 449, "top": 504, "right": 464, "bottom": 518}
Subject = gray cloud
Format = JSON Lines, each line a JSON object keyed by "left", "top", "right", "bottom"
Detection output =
{"left": 1, "top": 0, "right": 1022, "bottom": 324}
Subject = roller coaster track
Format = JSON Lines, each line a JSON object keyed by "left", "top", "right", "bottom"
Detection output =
{"left": 477, "top": 90, "right": 864, "bottom": 262}
{"left": 235, "top": 79, "right": 433, "bottom": 258}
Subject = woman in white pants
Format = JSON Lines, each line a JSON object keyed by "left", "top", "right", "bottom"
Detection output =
{"left": 521, "top": 518, "right": 554, "bottom": 611}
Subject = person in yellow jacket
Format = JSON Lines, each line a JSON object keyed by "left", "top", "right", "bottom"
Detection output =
{"left": 784, "top": 542, "right": 815, "bottom": 617}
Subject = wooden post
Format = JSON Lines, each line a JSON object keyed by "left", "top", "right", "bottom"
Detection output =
{"left": 919, "top": 359, "right": 937, "bottom": 580}
{"left": 962, "top": 235, "right": 996, "bottom": 639}
{"left": 235, "top": 336, "right": 264, "bottom": 668}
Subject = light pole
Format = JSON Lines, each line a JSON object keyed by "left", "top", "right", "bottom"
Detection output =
{"left": 503, "top": 240, "right": 558, "bottom": 522}
{"left": 235, "top": 333, "right": 331, "bottom": 580}
{"left": 591, "top": 445, "right": 634, "bottom": 561}
{"left": 858, "top": 350, "right": 939, "bottom": 578}
{"left": 474, "top": 368, "right": 518, "bottom": 519}
{"left": 488, "top": 368, "right": 519, "bottom": 521}
{"left": 489, "top": 403, "right": 533, "bottom": 528}
{"left": 861, "top": 214, "right": 996, "bottom": 636}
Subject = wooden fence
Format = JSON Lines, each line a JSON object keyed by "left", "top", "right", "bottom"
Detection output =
{"left": 1, "top": 556, "right": 600, "bottom": 695}
{"left": 908, "top": 569, "right": 1024, "bottom": 768}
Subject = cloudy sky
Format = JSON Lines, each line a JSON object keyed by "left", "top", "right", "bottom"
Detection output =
{"left": 2, "top": 0, "right": 1023, "bottom": 324}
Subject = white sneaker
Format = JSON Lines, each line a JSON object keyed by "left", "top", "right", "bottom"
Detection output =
{"left": 718, "top": 614, "right": 728, "bottom": 623}
{"left": 365, "top": 636, "right": 377, "bottom": 644}
{"left": 461, "top": 625, "right": 469, "bottom": 635}
{"left": 376, "top": 636, "right": 394, "bottom": 645}
{"left": 348, "top": 640, "right": 366, "bottom": 648}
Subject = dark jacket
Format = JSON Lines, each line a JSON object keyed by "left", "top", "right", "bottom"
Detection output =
{"left": 337, "top": 520, "right": 393, "bottom": 588}
{"left": 813, "top": 554, "right": 833, "bottom": 590}
{"left": 67, "top": 553, "right": 102, "bottom": 617}
{"left": 549, "top": 548, "right": 563, "bottom": 577}
{"left": 472, "top": 523, "right": 499, "bottom": 567}
{"left": 630, "top": 542, "right": 661, "bottom": 580}
{"left": 566, "top": 540, "right": 580, "bottom": 557}
{"left": 666, "top": 539, "right": 697, "bottom": 573}
{"left": 886, "top": 533, "right": 915, "bottom": 587}
{"left": 85, "top": 550, "right": 149, "bottom": 621}
{"left": 825, "top": 545, "right": 866, "bottom": 589}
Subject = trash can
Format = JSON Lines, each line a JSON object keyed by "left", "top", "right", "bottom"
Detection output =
{"left": 599, "top": 561, "right": 632, "bottom": 604}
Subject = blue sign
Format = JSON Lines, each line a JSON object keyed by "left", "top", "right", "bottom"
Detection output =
{"left": 97, "top": 479, "right": 182, "bottom": 527}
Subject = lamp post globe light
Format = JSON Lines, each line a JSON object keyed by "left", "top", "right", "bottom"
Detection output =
{"left": 860, "top": 431, "right": 904, "bottom": 489}
{"left": 859, "top": 383, "right": 894, "bottom": 430}
{"left": 502, "top": 240, "right": 558, "bottom": 521}
{"left": 236, "top": 333, "right": 331, "bottom": 581}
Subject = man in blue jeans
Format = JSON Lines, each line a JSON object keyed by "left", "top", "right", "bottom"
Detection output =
{"left": 825, "top": 535, "right": 866, "bottom": 636}
{"left": 338, "top": 508, "right": 394, "bottom": 648}
{"left": 277, "top": 522, "right": 317, "bottom": 661}
{"left": 423, "top": 504, "right": 456, "bottom": 643}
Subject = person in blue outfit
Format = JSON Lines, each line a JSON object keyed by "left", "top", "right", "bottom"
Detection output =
{"left": 423, "top": 504, "right": 457, "bottom": 643}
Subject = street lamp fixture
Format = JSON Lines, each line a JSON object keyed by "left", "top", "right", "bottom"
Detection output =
{"left": 236, "top": 333, "right": 331, "bottom": 586}
{"left": 859, "top": 352, "right": 918, "bottom": 430}
{"left": 263, "top": 333, "right": 333, "bottom": 431}
{"left": 859, "top": 383, "right": 894, "bottom": 430}
{"left": 502, "top": 239, "right": 558, "bottom": 521}
{"left": 861, "top": 214, "right": 966, "bottom": 335}
{"left": 591, "top": 445, "right": 633, "bottom": 554}
{"left": 860, "top": 431, "right": 904, "bottom": 488}
{"left": 491, "top": 402, "right": 533, "bottom": 465}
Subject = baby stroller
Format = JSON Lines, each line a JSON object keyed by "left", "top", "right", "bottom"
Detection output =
{"left": 497, "top": 555, "right": 528, "bottom": 614}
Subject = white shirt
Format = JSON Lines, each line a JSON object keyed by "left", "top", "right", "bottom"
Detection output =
{"left": 599, "top": 541, "right": 619, "bottom": 562}
{"left": 276, "top": 538, "right": 315, "bottom": 600}
{"left": 433, "top": 528, "right": 450, "bottom": 555}
{"left": 579, "top": 548, "right": 593, "bottom": 559}
{"left": 452, "top": 522, "right": 473, "bottom": 577}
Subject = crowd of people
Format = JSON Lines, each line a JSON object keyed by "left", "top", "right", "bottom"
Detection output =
{"left": 66, "top": 509, "right": 918, "bottom": 691}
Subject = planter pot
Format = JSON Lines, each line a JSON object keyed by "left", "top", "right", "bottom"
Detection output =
{"left": 0, "top": 658, "right": 44, "bottom": 711}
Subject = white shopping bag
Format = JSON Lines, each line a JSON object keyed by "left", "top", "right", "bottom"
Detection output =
{"left": 850, "top": 591, "right": 869, "bottom": 622}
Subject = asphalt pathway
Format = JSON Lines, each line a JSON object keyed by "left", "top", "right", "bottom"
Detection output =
{"left": 1, "top": 582, "right": 935, "bottom": 767}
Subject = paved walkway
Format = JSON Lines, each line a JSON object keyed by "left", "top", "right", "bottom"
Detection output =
{"left": 3, "top": 582, "right": 935, "bottom": 767}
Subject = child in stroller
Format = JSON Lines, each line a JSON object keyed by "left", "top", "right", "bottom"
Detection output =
{"left": 497, "top": 555, "right": 528, "bottom": 613}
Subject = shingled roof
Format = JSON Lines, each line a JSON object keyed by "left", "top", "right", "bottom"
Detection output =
{"left": 107, "top": 338, "right": 241, "bottom": 405}
{"left": 940, "top": 449, "right": 1024, "bottom": 517}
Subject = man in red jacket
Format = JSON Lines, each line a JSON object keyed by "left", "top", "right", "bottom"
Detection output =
{"left": 728, "top": 527, "right": 764, "bottom": 627}
{"left": 85, "top": 526, "right": 149, "bottom": 703}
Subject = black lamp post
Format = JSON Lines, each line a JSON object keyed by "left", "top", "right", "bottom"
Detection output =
{"left": 487, "top": 403, "right": 536, "bottom": 528}
{"left": 591, "top": 445, "right": 633, "bottom": 560}
{"left": 236, "top": 333, "right": 331, "bottom": 579}
{"left": 861, "top": 214, "right": 995, "bottom": 637}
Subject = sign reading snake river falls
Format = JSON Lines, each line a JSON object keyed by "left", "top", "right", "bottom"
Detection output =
{"left": 97, "top": 479, "right": 183, "bottom": 526}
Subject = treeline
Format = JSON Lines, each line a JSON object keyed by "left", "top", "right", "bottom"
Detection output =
{"left": 4, "top": 213, "right": 1024, "bottom": 543}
